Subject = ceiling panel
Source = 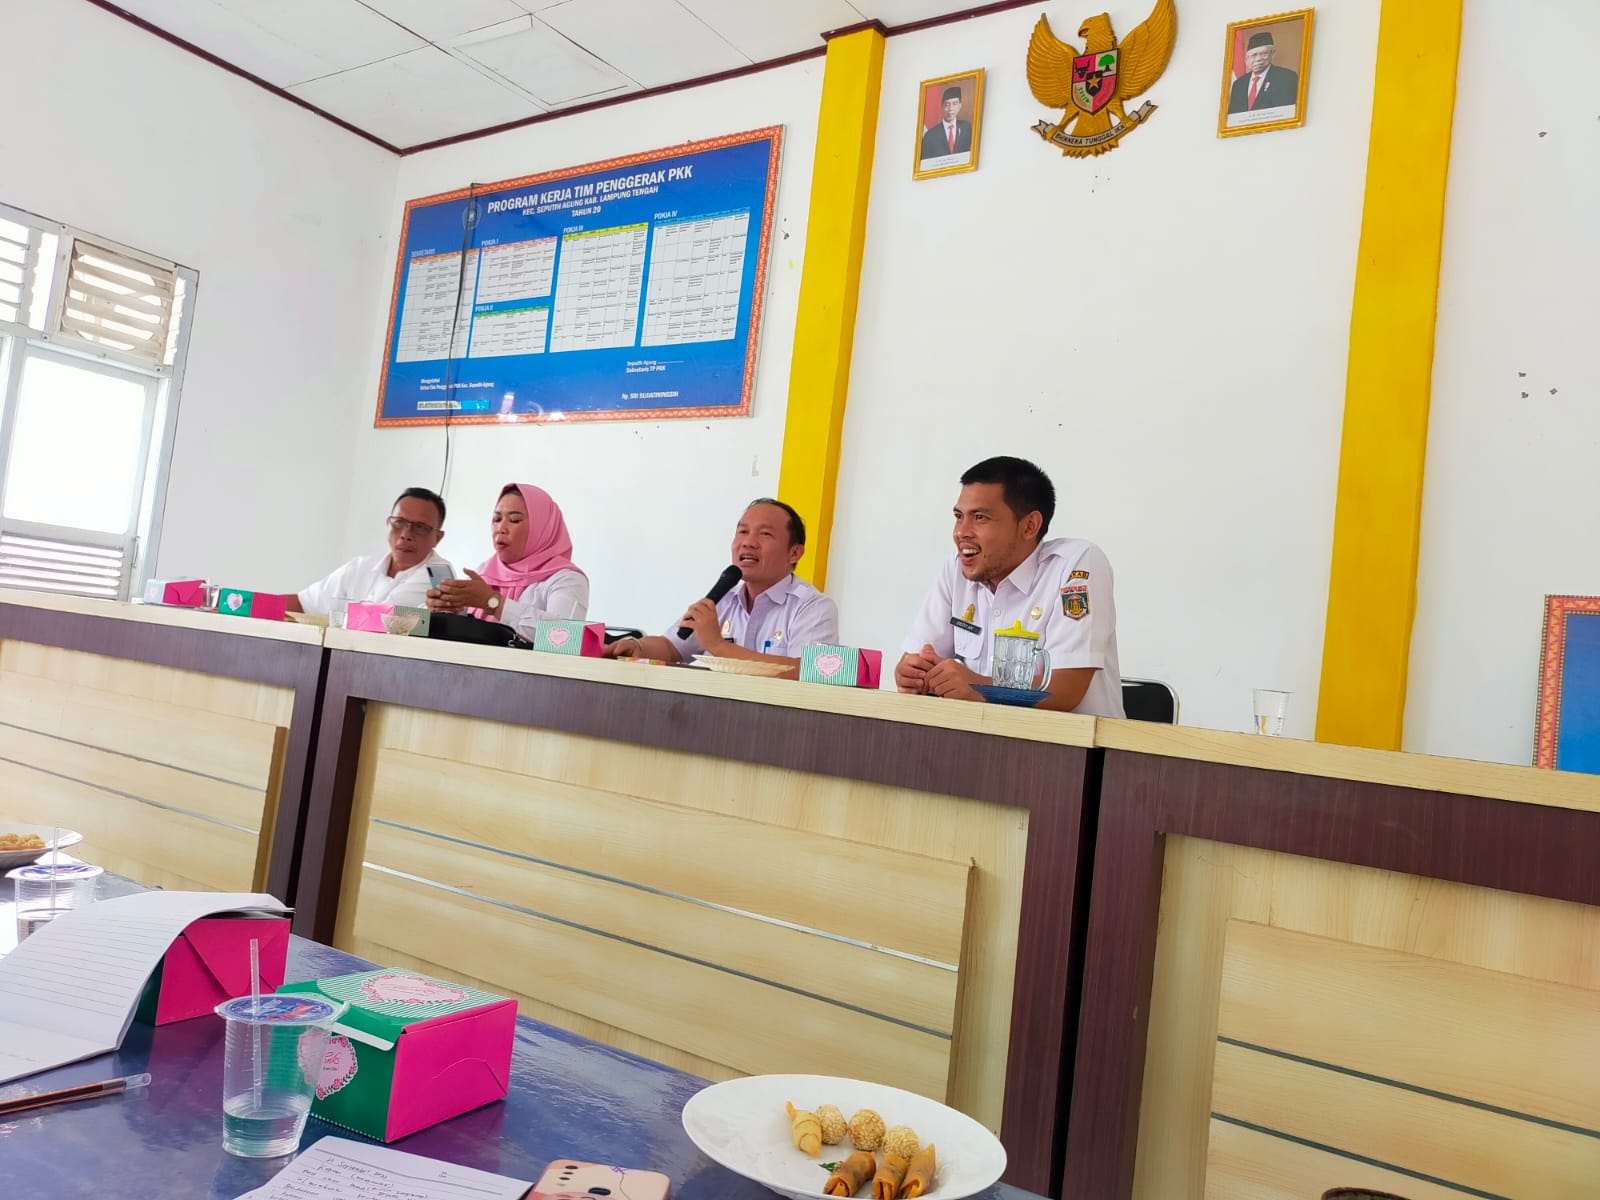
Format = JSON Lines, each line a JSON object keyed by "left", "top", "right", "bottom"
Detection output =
{"left": 289, "top": 45, "right": 545, "bottom": 146}
{"left": 676, "top": 0, "right": 861, "bottom": 61}
{"left": 357, "top": 0, "right": 532, "bottom": 42}
{"left": 535, "top": 0, "right": 749, "bottom": 90}
{"left": 209, "top": 0, "right": 426, "bottom": 82}
{"left": 453, "top": 16, "right": 638, "bottom": 107}
{"left": 109, "top": 0, "right": 334, "bottom": 86}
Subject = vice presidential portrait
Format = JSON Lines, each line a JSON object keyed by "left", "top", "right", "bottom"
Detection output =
{"left": 1220, "top": 10, "right": 1313, "bottom": 136}
{"left": 914, "top": 70, "right": 984, "bottom": 179}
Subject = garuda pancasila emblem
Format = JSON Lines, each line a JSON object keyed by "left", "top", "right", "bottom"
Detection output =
{"left": 1027, "top": 0, "right": 1178, "bottom": 157}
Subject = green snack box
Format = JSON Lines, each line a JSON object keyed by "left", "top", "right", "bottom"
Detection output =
{"left": 276, "top": 969, "right": 516, "bottom": 1141}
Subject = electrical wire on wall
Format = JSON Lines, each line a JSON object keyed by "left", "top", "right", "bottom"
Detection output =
{"left": 439, "top": 184, "right": 482, "bottom": 497}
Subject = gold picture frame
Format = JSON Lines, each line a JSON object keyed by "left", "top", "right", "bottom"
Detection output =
{"left": 1218, "top": 9, "right": 1313, "bottom": 138}
{"left": 913, "top": 69, "right": 984, "bottom": 180}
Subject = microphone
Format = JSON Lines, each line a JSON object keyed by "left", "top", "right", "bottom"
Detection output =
{"left": 679, "top": 564, "right": 742, "bottom": 638}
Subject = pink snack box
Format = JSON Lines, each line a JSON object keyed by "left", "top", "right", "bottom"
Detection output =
{"left": 143, "top": 578, "right": 206, "bottom": 608}
{"left": 134, "top": 915, "right": 290, "bottom": 1025}
{"left": 277, "top": 969, "right": 516, "bottom": 1142}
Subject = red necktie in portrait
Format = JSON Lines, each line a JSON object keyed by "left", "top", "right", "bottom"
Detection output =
{"left": 1248, "top": 75, "right": 1261, "bottom": 109}
{"left": 947, "top": 124, "right": 955, "bottom": 153}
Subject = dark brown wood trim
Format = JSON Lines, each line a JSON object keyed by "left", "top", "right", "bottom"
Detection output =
{"left": 0, "top": 602, "right": 327, "bottom": 910}
{"left": 79, "top": 0, "right": 402, "bottom": 155}
{"left": 823, "top": 19, "right": 889, "bottom": 40}
{"left": 885, "top": 0, "right": 1052, "bottom": 38}
{"left": 299, "top": 648, "right": 1095, "bottom": 1196}
{"left": 1061, "top": 748, "right": 1600, "bottom": 1199}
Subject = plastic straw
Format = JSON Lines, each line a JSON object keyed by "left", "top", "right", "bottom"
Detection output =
{"left": 249, "top": 937, "right": 263, "bottom": 1108}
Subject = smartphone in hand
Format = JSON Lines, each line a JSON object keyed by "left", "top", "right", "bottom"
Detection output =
{"left": 532, "top": 1160, "right": 670, "bottom": 1200}
{"left": 426, "top": 564, "right": 450, "bottom": 591}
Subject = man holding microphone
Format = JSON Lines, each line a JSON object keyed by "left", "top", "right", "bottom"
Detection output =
{"left": 604, "top": 498, "right": 838, "bottom": 677}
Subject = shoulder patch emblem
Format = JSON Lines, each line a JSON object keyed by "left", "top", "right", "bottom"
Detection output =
{"left": 1061, "top": 584, "right": 1090, "bottom": 620}
{"left": 1069, "top": 569, "right": 1090, "bottom": 580}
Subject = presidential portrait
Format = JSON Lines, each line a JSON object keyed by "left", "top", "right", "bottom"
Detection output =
{"left": 914, "top": 70, "right": 984, "bottom": 179}
{"left": 1218, "top": 9, "right": 1313, "bottom": 137}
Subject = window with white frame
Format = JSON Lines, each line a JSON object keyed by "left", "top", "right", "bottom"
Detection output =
{"left": 0, "top": 202, "right": 195, "bottom": 600}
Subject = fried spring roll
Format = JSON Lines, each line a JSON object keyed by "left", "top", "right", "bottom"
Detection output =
{"left": 823, "top": 1151, "right": 878, "bottom": 1197}
{"left": 786, "top": 1101, "right": 822, "bottom": 1156}
{"left": 899, "top": 1143, "right": 936, "bottom": 1198}
{"left": 872, "top": 1152, "right": 909, "bottom": 1200}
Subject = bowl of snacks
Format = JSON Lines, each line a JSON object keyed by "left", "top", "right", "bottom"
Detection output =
{"left": 0, "top": 825, "right": 84, "bottom": 871}
{"left": 682, "top": 1074, "right": 1005, "bottom": 1200}
{"left": 381, "top": 611, "right": 422, "bottom": 636}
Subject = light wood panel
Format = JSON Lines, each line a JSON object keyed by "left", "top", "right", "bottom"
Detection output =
{"left": 341, "top": 703, "right": 1029, "bottom": 1128}
{"left": 1210, "top": 1036, "right": 1600, "bottom": 1199}
{"left": 1205, "top": 1118, "right": 1467, "bottom": 1200}
{"left": 363, "top": 747, "right": 970, "bottom": 964}
{"left": 351, "top": 867, "right": 955, "bottom": 1099}
{"left": 1133, "top": 837, "right": 1600, "bottom": 1200}
{"left": 359, "top": 816, "right": 962, "bottom": 1033}
{"left": 1219, "top": 920, "right": 1600, "bottom": 1132}
{"left": 0, "top": 641, "right": 294, "bottom": 891}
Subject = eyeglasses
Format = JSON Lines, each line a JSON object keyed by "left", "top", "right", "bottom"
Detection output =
{"left": 387, "top": 516, "right": 437, "bottom": 536}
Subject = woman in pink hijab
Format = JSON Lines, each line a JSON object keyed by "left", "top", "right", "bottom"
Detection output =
{"left": 427, "top": 483, "right": 588, "bottom": 636}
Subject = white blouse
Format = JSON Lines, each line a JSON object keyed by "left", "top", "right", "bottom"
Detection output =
{"left": 496, "top": 569, "right": 590, "bottom": 640}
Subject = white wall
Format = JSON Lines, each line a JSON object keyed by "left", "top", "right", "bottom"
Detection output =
{"left": 828, "top": 0, "right": 1379, "bottom": 733}
{"left": 0, "top": 0, "right": 397, "bottom": 590}
{"left": 339, "top": 61, "right": 824, "bottom": 632}
{"left": 1406, "top": 0, "right": 1600, "bottom": 765}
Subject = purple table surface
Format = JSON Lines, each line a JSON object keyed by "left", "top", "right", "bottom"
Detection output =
{"left": 0, "top": 879, "right": 1037, "bottom": 1200}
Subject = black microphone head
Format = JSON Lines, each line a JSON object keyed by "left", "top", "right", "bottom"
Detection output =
{"left": 679, "top": 565, "right": 745, "bottom": 639}
{"left": 708, "top": 564, "right": 743, "bottom": 603}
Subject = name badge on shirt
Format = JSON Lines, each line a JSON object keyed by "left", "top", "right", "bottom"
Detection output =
{"left": 950, "top": 615, "right": 982, "bottom": 635}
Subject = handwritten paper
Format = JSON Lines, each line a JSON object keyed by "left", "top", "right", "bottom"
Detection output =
{"left": 0, "top": 890, "right": 287, "bottom": 1083}
{"left": 234, "top": 1137, "right": 532, "bottom": 1199}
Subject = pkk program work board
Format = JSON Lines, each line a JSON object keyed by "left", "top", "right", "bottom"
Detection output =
{"left": 377, "top": 129, "right": 780, "bottom": 426}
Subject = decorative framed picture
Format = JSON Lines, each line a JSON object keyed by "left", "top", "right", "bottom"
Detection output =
{"left": 1534, "top": 594, "right": 1600, "bottom": 774}
{"left": 1218, "top": 9, "right": 1313, "bottom": 137}
{"left": 913, "top": 69, "right": 984, "bottom": 180}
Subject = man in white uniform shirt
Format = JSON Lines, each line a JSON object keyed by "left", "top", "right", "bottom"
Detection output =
{"left": 896, "top": 457, "right": 1124, "bottom": 717}
{"left": 604, "top": 498, "right": 838, "bottom": 678}
{"left": 288, "top": 487, "right": 455, "bottom": 617}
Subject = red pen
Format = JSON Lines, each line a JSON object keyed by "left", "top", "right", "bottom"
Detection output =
{"left": 0, "top": 1072, "right": 151, "bottom": 1119}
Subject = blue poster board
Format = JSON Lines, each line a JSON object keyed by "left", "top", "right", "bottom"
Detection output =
{"left": 375, "top": 127, "right": 781, "bottom": 427}
{"left": 1534, "top": 595, "right": 1600, "bottom": 774}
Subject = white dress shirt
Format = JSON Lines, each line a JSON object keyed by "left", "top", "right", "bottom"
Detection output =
{"left": 902, "top": 537, "right": 1125, "bottom": 717}
{"left": 298, "top": 550, "right": 454, "bottom": 617}
{"left": 497, "top": 569, "right": 590, "bottom": 640}
{"left": 666, "top": 573, "right": 839, "bottom": 661}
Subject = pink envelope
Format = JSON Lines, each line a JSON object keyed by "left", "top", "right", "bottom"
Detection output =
{"left": 249, "top": 592, "right": 289, "bottom": 622}
{"left": 161, "top": 579, "right": 205, "bottom": 608}
{"left": 138, "top": 916, "right": 290, "bottom": 1025}
{"left": 858, "top": 649, "right": 883, "bottom": 688}
{"left": 346, "top": 602, "right": 393, "bottom": 632}
{"left": 384, "top": 1001, "right": 517, "bottom": 1141}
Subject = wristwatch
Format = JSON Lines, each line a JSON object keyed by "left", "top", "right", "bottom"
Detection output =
{"left": 485, "top": 593, "right": 501, "bottom": 613}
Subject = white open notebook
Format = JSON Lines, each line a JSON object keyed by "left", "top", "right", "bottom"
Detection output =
{"left": 0, "top": 890, "right": 288, "bottom": 1084}
{"left": 236, "top": 1138, "right": 532, "bottom": 1199}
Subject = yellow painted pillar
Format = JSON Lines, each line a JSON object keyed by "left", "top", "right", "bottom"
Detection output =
{"left": 1315, "top": 0, "right": 1463, "bottom": 749}
{"left": 777, "top": 25, "right": 884, "bottom": 590}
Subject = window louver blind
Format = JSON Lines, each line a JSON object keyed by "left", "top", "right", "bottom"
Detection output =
{"left": 55, "top": 239, "right": 177, "bottom": 369}
{"left": 0, "top": 530, "right": 128, "bottom": 600}
{"left": 0, "top": 224, "right": 31, "bottom": 326}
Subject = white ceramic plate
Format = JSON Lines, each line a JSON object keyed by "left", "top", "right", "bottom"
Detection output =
{"left": 0, "top": 825, "right": 84, "bottom": 871}
{"left": 691, "top": 655, "right": 791, "bottom": 677}
{"left": 682, "top": 1074, "right": 1006, "bottom": 1200}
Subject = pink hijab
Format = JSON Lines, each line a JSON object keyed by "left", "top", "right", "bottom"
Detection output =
{"left": 475, "top": 483, "right": 584, "bottom": 601}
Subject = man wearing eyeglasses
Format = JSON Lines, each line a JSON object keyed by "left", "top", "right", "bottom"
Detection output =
{"left": 286, "top": 487, "right": 454, "bottom": 616}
